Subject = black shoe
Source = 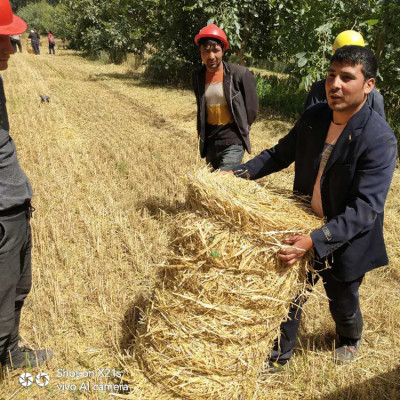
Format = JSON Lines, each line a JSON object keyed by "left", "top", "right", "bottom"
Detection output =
{"left": 334, "top": 339, "right": 361, "bottom": 365}
{"left": 3, "top": 346, "right": 53, "bottom": 369}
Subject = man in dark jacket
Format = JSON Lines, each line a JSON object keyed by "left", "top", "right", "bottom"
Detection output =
{"left": 193, "top": 24, "right": 258, "bottom": 171}
{"left": 0, "top": 0, "right": 52, "bottom": 369}
{"left": 305, "top": 30, "right": 385, "bottom": 118}
{"left": 28, "top": 29, "right": 40, "bottom": 55}
{"left": 231, "top": 46, "right": 397, "bottom": 368}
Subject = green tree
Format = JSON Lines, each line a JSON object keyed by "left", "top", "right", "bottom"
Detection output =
{"left": 18, "top": 0, "right": 60, "bottom": 34}
{"left": 10, "top": 0, "right": 60, "bottom": 12}
{"left": 53, "top": 0, "right": 400, "bottom": 104}
{"left": 56, "top": 0, "right": 157, "bottom": 63}
{"left": 269, "top": 0, "right": 400, "bottom": 97}
{"left": 143, "top": 0, "right": 275, "bottom": 83}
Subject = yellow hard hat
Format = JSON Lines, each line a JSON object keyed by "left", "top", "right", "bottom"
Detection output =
{"left": 332, "top": 30, "right": 365, "bottom": 51}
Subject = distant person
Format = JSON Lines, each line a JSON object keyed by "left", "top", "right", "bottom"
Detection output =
{"left": 9, "top": 34, "right": 21, "bottom": 53}
{"left": 0, "top": 0, "right": 53, "bottom": 368}
{"left": 48, "top": 30, "right": 55, "bottom": 55}
{"left": 28, "top": 29, "right": 40, "bottom": 55}
{"left": 305, "top": 30, "right": 385, "bottom": 119}
{"left": 192, "top": 24, "right": 258, "bottom": 171}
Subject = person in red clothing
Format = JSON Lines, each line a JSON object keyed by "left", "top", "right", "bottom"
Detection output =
{"left": 48, "top": 30, "right": 55, "bottom": 55}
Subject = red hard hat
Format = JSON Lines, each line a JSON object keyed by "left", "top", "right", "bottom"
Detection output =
{"left": 0, "top": 0, "right": 27, "bottom": 35}
{"left": 194, "top": 24, "right": 229, "bottom": 50}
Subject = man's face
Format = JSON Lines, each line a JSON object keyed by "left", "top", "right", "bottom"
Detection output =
{"left": 325, "top": 61, "right": 374, "bottom": 113}
{"left": 200, "top": 43, "right": 224, "bottom": 73}
{"left": 0, "top": 35, "right": 14, "bottom": 71}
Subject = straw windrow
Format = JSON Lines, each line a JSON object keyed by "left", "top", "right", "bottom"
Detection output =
{"left": 135, "top": 168, "right": 323, "bottom": 399}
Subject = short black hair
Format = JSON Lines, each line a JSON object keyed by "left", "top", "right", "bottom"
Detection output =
{"left": 330, "top": 45, "right": 377, "bottom": 80}
{"left": 198, "top": 37, "right": 224, "bottom": 50}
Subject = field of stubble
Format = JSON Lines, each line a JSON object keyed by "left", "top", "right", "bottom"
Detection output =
{"left": 0, "top": 48, "right": 399, "bottom": 400}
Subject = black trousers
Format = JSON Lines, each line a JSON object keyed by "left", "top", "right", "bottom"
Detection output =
{"left": 0, "top": 209, "right": 32, "bottom": 363}
{"left": 270, "top": 266, "right": 364, "bottom": 363}
{"left": 10, "top": 38, "right": 22, "bottom": 53}
{"left": 31, "top": 41, "right": 40, "bottom": 55}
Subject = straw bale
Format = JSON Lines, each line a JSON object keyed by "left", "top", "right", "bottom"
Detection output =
{"left": 135, "top": 168, "right": 323, "bottom": 399}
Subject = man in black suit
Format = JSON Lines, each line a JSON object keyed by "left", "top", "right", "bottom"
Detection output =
{"left": 229, "top": 45, "right": 397, "bottom": 368}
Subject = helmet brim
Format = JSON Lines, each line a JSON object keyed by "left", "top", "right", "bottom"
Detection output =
{"left": 0, "top": 14, "right": 27, "bottom": 35}
{"left": 194, "top": 33, "right": 229, "bottom": 51}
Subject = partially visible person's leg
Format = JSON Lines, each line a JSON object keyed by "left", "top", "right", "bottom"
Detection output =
{"left": 32, "top": 42, "right": 40, "bottom": 55}
{"left": 205, "top": 142, "right": 219, "bottom": 170}
{"left": 16, "top": 41, "right": 22, "bottom": 53}
{"left": 6, "top": 214, "right": 32, "bottom": 355}
{"left": 322, "top": 270, "right": 364, "bottom": 363}
{"left": 9, "top": 39, "right": 16, "bottom": 53}
{"left": 0, "top": 210, "right": 52, "bottom": 369}
{"left": 268, "top": 270, "right": 320, "bottom": 367}
{"left": 0, "top": 214, "right": 29, "bottom": 363}
{"left": 217, "top": 144, "right": 245, "bottom": 171}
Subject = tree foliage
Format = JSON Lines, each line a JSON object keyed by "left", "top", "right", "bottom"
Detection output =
{"left": 17, "top": 0, "right": 60, "bottom": 34}
{"left": 38, "top": 0, "right": 400, "bottom": 104}
{"left": 10, "top": 0, "right": 60, "bottom": 12}
{"left": 55, "top": 0, "right": 157, "bottom": 63}
{"left": 263, "top": 0, "right": 400, "bottom": 99}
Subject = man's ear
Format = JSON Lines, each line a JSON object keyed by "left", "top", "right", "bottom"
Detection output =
{"left": 364, "top": 77, "right": 375, "bottom": 95}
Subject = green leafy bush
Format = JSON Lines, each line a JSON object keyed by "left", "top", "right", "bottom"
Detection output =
{"left": 255, "top": 73, "right": 305, "bottom": 117}
{"left": 143, "top": 50, "right": 193, "bottom": 87}
{"left": 18, "top": 0, "right": 59, "bottom": 34}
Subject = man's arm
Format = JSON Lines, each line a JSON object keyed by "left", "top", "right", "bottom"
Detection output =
{"left": 240, "top": 69, "right": 259, "bottom": 126}
{"left": 310, "top": 131, "right": 397, "bottom": 258}
{"left": 232, "top": 122, "right": 298, "bottom": 180}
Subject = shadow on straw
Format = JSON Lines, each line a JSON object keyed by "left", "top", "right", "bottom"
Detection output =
{"left": 140, "top": 196, "right": 188, "bottom": 218}
{"left": 119, "top": 292, "right": 151, "bottom": 351}
{"left": 319, "top": 366, "right": 400, "bottom": 400}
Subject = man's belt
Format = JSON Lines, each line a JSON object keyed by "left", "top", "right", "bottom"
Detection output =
{"left": 0, "top": 202, "right": 32, "bottom": 217}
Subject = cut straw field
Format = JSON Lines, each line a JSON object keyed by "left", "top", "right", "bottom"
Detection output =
{"left": 0, "top": 48, "right": 399, "bottom": 400}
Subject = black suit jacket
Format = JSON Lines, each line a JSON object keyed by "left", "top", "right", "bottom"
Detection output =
{"left": 233, "top": 102, "right": 397, "bottom": 281}
{"left": 192, "top": 61, "right": 258, "bottom": 157}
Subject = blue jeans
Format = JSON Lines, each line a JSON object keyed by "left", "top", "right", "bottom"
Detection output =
{"left": 205, "top": 143, "right": 244, "bottom": 171}
{"left": 32, "top": 41, "right": 40, "bottom": 55}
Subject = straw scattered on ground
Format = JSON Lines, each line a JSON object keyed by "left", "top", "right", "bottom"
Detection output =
{"left": 0, "top": 48, "right": 399, "bottom": 400}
